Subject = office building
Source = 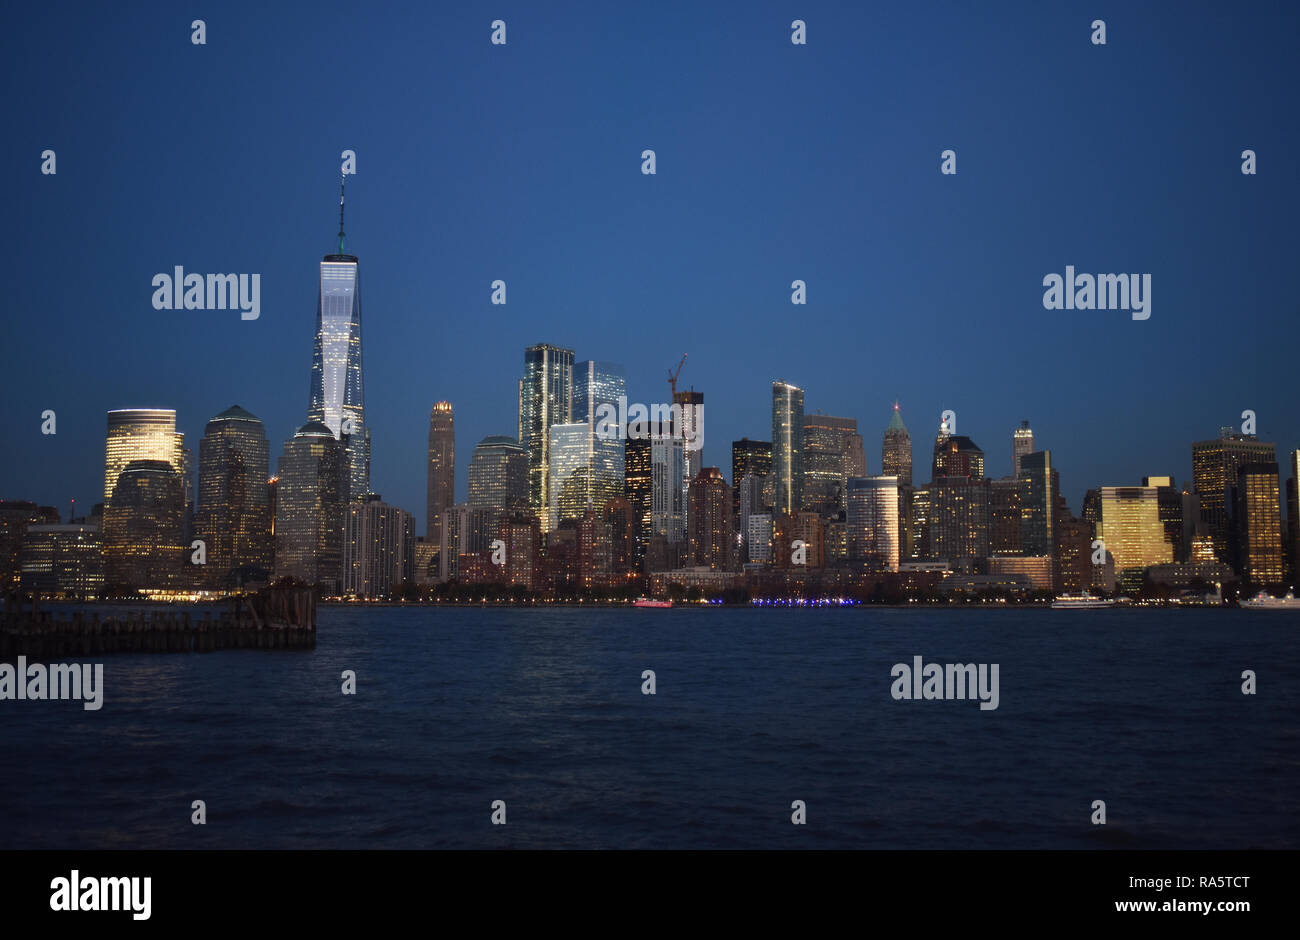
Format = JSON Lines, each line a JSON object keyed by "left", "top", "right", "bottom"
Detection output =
{"left": 772, "top": 381, "right": 804, "bottom": 515}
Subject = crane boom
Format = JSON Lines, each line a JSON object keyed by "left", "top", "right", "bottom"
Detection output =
{"left": 668, "top": 353, "right": 688, "bottom": 398}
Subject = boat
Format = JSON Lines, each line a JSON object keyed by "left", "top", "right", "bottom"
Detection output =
{"left": 633, "top": 597, "right": 673, "bottom": 608}
{"left": 1051, "top": 592, "right": 1115, "bottom": 609}
{"left": 1240, "top": 590, "right": 1300, "bottom": 609}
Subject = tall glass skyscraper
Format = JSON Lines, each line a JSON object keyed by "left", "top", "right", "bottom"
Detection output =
{"left": 194, "top": 405, "right": 272, "bottom": 587}
{"left": 548, "top": 423, "right": 597, "bottom": 531}
{"left": 518, "top": 344, "right": 574, "bottom": 525}
{"left": 307, "top": 183, "right": 368, "bottom": 502}
{"left": 274, "top": 421, "right": 347, "bottom": 592}
{"left": 573, "top": 360, "right": 626, "bottom": 516}
{"left": 426, "top": 402, "right": 455, "bottom": 543}
{"left": 771, "top": 381, "right": 804, "bottom": 515}
{"left": 802, "top": 412, "right": 858, "bottom": 515}
{"left": 467, "top": 436, "right": 529, "bottom": 511}
{"left": 847, "top": 476, "right": 900, "bottom": 571}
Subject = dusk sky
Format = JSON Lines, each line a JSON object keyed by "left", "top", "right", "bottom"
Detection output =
{"left": 5, "top": 1, "right": 1298, "bottom": 534}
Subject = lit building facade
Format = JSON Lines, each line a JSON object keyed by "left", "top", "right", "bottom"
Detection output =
{"left": 687, "top": 467, "right": 732, "bottom": 570}
{"left": 343, "top": 495, "right": 415, "bottom": 598}
{"left": 1097, "top": 485, "right": 1173, "bottom": 575}
{"left": 624, "top": 437, "right": 653, "bottom": 560}
{"left": 426, "top": 402, "right": 455, "bottom": 545}
{"left": 1234, "top": 463, "right": 1284, "bottom": 585}
{"left": 846, "top": 475, "right": 900, "bottom": 571}
{"left": 20, "top": 524, "right": 104, "bottom": 599}
{"left": 518, "top": 343, "right": 574, "bottom": 523}
{"left": 194, "top": 405, "right": 272, "bottom": 588}
{"left": 1019, "top": 450, "right": 1056, "bottom": 556}
{"left": 103, "top": 460, "right": 187, "bottom": 591}
{"left": 274, "top": 422, "right": 346, "bottom": 591}
{"left": 307, "top": 236, "right": 369, "bottom": 502}
{"left": 104, "top": 409, "right": 185, "bottom": 501}
{"left": 881, "top": 403, "right": 912, "bottom": 487}
{"left": 731, "top": 438, "right": 772, "bottom": 518}
{"left": 467, "top": 436, "right": 528, "bottom": 512}
{"left": 1012, "top": 420, "right": 1034, "bottom": 477}
{"left": 1192, "top": 429, "right": 1276, "bottom": 566}
{"left": 771, "top": 381, "right": 804, "bottom": 515}
{"left": 802, "top": 413, "right": 859, "bottom": 516}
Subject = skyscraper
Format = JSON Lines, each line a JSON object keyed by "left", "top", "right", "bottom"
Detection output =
{"left": 574, "top": 360, "right": 627, "bottom": 513}
{"left": 548, "top": 422, "right": 595, "bottom": 531}
{"left": 881, "top": 403, "right": 912, "bottom": 487}
{"left": 518, "top": 343, "right": 574, "bottom": 524}
{"left": 307, "top": 179, "right": 369, "bottom": 502}
{"left": 194, "top": 405, "right": 272, "bottom": 588}
{"left": 624, "top": 437, "right": 653, "bottom": 560}
{"left": 651, "top": 426, "right": 686, "bottom": 545}
{"left": 104, "top": 409, "right": 185, "bottom": 501}
{"left": 802, "top": 413, "right": 859, "bottom": 516}
{"left": 343, "top": 495, "right": 415, "bottom": 598}
{"left": 1019, "top": 450, "right": 1056, "bottom": 556}
{"left": 847, "top": 476, "right": 900, "bottom": 571}
{"left": 673, "top": 388, "right": 704, "bottom": 489}
{"left": 731, "top": 438, "right": 772, "bottom": 518}
{"left": 1234, "top": 463, "right": 1284, "bottom": 584}
{"left": 103, "top": 460, "right": 187, "bottom": 591}
{"left": 771, "top": 381, "right": 804, "bottom": 515}
{"left": 933, "top": 433, "right": 985, "bottom": 481}
{"left": 687, "top": 467, "right": 732, "bottom": 570}
{"left": 1143, "top": 475, "right": 1185, "bottom": 563}
{"left": 274, "top": 421, "right": 347, "bottom": 592}
{"left": 467, "top": 436, "right": 529, "bottom": 511}
{"left": 1097, "top": 485, "right": 1173, "bottom": 578}
{"left": 426, "top": 402, "right": 455, "bottom": 544}
{"left": 1012, "top": 420, "right": 1034, "bottom": 478}
{"left": 1192, "top": 429, "right": 1276, "bottom": 565}
{"left": 929, "top": 478, "right": 990, "bottom": 564}
{"left": 988, "top": 477, "right": 1023, "bottom": 555}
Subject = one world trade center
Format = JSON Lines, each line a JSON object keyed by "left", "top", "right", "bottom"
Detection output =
{"left": 307, "top": 175, "right": 369, "bottom": 501}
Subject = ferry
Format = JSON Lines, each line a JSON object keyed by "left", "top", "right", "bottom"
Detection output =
{"left": 1240, "top": 590, "right": 1300, "bottom": 610}
{"left": 1051, "top": 592, "right": 1115, "bottom": 609}
{"left": 633, "top": 597, "right": 673, "bottom": 609}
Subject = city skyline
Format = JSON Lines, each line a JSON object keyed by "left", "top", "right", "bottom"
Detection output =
{"left": 6, "top": 3, "right": 1299, "bottom": 538}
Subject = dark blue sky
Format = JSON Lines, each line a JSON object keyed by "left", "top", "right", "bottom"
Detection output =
{"left": 5, "top": 1, "right": 1298, "bottom": 534}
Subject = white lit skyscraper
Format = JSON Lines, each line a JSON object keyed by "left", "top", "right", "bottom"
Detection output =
{"left": 307, "top": 178, "right": 369, "bottom": 502}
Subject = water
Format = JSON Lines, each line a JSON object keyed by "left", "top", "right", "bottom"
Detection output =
{"left": 2, "top": 606, "right": 1296, "bottom": 849}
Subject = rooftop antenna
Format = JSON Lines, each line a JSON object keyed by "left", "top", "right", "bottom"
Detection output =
{"left": 337, "top": 172, "right": 347, "bottom": 255}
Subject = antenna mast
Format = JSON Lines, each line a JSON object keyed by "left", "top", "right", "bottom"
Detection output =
{"left": 337, "top": 172, "right": 346, "bottom": 255}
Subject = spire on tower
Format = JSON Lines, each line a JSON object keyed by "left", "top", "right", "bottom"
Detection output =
{"left": 337, "top": 172, "right": 347, "bottom": 255}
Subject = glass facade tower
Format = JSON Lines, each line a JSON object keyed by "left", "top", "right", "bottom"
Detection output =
{"left": 518, "top": 344, "right": 574, "bottom": 526}
{"left": 308, "top": 239, "right": 368, "bottom": 502}
{"left": 772, "top": 381, "right": 804, "bottom": 516}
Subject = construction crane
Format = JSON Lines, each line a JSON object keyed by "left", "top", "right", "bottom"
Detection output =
{"left": 668, "top": 353, "right": 688, "bottom": 398}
